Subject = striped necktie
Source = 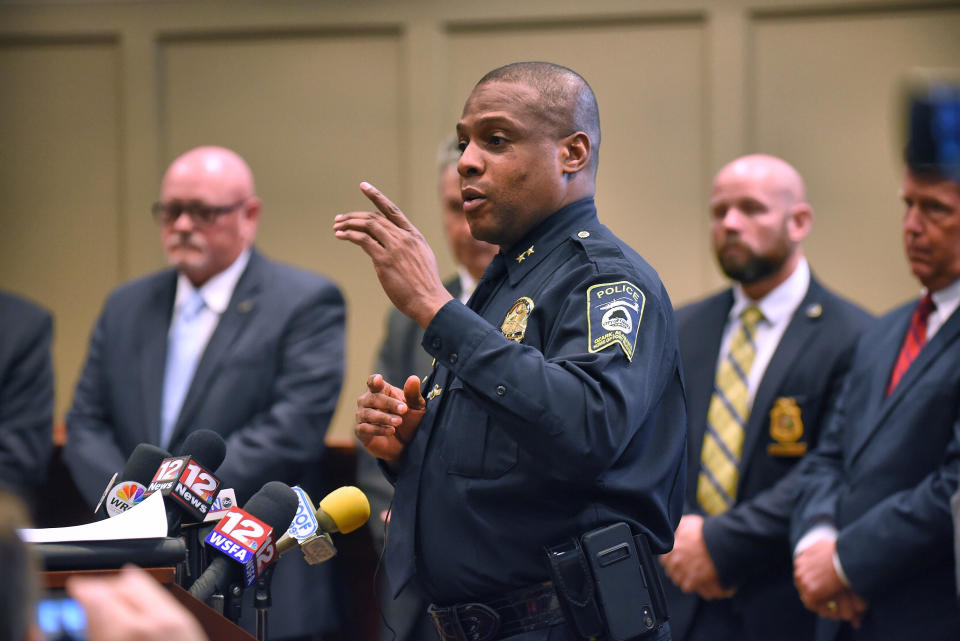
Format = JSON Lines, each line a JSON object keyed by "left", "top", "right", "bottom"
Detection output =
{"left": 886, "top": 293, "right": 935, "bottom": 397}
{"left": 698, "top": 305, "right": 764, "bottom": 516}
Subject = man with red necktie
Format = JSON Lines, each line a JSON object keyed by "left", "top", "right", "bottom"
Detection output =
{"left": 788, "top": 84, "right": 960, "bottom": 640}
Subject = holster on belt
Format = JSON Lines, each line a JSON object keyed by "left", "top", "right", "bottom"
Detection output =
{"left": 545, "top": 536, "right": 605, "bottom": 639}
{"left": 546, "top": 523, "right": 670, "bottom": 641}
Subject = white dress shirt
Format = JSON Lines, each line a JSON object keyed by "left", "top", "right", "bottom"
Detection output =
{"left": 719, "top": 257, "right": 811, "bottom": 405}
{"left": 170, "top": 249, "right": 251, "bottom": 356}
{"left": 926, "top": 276, "right": 960, "bottom": 340}
{"left": 457, "top": 265, "right": 479, "bottom": 304}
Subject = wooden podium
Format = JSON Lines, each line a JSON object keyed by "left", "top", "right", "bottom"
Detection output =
{"left": 42, "top": 567, "right": 257, "bottom": 641}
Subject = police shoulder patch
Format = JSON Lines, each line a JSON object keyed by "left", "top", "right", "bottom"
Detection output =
{"left": 586, "top": 280, "right": 645, "bottom": 361}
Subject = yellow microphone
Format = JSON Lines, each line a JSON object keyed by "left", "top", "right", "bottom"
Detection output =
{"left": 317, "top": 485, "right": 370, "bottom": 534}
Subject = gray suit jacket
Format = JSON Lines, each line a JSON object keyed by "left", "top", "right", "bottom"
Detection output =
{"left": 63, "top": 248, "right": 346, "bottom": 637}
{"left": 359, "top": 275, "right": 462, "bottom": 551}
{"left": 355, "top": 276, "right": 461, "bottom": 641}
{"left": 0, "top": 291, "right": 54, "bottom": 493}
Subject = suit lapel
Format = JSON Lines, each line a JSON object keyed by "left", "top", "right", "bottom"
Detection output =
{"left": 856, "top": 307, "right": 910, "bottom": 441}
{"left": 739, "top": 280, "right": 823, "bottom": 478}
{"left": 852, "top": 301, "right": 960, "bottom": 460}
{"left": 141, "top": 273, "right": 177, "bottom": 445}
{"left": 170, "top": 251, "right": 263, "bottom": 444}
{"left": 683, "top": 291, "right": 733, "bottom": 502}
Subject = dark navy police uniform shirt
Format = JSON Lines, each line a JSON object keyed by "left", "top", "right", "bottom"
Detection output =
{"left": 385, "top": 198, "right": 687, "bottom": 604}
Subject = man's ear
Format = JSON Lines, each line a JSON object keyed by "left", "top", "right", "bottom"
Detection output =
{"left": 243, "top": 196, "right": 263, "bottom": 224}
{"left": 240, "top": 196, "right": 263, "bottom": 245}
{"left": 788, "top": 202, "right": 813, "bottom": 243}
{"left": 559, "top": 132, "right": 591, "bottom": 176}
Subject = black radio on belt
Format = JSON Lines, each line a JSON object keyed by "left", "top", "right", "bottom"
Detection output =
{"left": 546, "top": 522, "right": 668, "bottom": 640}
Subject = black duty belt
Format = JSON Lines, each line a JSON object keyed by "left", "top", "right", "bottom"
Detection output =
{"left": 428, "top": 581, "right": 567, "bottom": 641}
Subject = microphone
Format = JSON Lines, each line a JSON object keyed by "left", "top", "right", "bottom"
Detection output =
{"left": 95, "top": 444, "right": 172, "bottom": 519}
{"left": 188, "top": 481, "right": 298, "bottom": 601}
{"left": 175, "top": 428, "right": 226, "bottom": 459}
{"left": 276, "top": 486, "right": 370, "bottom": 563}
{"left": 203, "top": 487, "right": 238, "bottom": 522}
{"left": 315, "top": 485, "right": 371, "bottom": 534}
{"left": 144, "top": 429, "right": 226, "bottom": 533}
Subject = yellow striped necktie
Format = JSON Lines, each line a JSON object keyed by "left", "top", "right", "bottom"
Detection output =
{"left": 697, "top": 305, "right": 764, "bottom": 515}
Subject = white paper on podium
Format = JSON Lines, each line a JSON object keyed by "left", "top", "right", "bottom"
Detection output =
{"left": 18, "top": 491, "right": 168, "bottom": 543}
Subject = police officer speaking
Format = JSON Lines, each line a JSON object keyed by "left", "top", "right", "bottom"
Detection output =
{"left": 334, "top": 62, "right": 687, "bottom": 641}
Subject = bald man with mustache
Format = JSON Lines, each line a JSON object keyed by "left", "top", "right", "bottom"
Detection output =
{"left": 64, "top": 146, "right": 346, "bottom": 641}
{"left": 659, "top": 155, "right": 872, "bottom": 641}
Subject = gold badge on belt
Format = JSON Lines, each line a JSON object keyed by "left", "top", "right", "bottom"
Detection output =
{"left": 767, "top": 397, "right": 807, "bottom": 456}
{"left": 501, "top": 297, "right": 535, "bottom": 342}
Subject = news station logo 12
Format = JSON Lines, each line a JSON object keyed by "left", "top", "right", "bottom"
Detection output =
{"left": 145, "top": 455, "right": 221, "bottom": 521}
{"left": 205, "top": 507, "right": 278, "bottom": 587}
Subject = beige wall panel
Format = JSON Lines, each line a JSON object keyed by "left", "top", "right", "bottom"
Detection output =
{"left": 446, "top": 19, "right": 710, "bottom": 306}
{"left": 751, "top": 6, "right": 960, "bottom": 314}
{"left": 0, "top": 39, "right": 122, "bottom": 421}
{"left": 161, "top": 31, "right": 403, "bottom": 442}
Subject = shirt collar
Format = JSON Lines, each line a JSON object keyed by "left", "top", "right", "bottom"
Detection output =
{"left": 502, "top": 197, "right": 598, "bottom": 285}
{"left": 174, "top": 249, "right": 251, "bottom": 315}
{"left": 730, "top": 257, "right": 810, "bottom": 326}
{"left": 927, "top": 275, "right": 960, "bottom": 323}
{"left": 457, "top": 265, "right": 480, "bottom": 303}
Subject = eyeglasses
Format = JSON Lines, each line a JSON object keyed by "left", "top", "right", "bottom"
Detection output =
{"left": 151, "top": 199, "right": 246, "bottom": 226}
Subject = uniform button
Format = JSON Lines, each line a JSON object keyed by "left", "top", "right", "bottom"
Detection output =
{"left": 496, "top": 385, "right": 506, "bottom": 396}
{"left": 431, "top": 337, "right": 441, "bottom": 349}
{"left": 578, "top": 231, "right": 590, "bottom": 238}
{"left": 449, "top": 353, "right": 458, "bottom": 364}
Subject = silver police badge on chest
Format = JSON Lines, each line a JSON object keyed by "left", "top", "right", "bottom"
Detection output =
{"left": 501, "top": 297, "right": 535, "bottom": 342}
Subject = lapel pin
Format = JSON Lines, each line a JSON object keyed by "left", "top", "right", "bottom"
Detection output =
{"left": 805, "top": 303, "right": 822, "bottom": 318}
{"left": 238, "top": 300, "right": 253, "bottom": 313}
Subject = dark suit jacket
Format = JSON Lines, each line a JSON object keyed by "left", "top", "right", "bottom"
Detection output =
{"left": 666, "top": 276, "right": 872, "bottom": 641}
{"left": 63, "top": 248, "right": 346, "bottom": 638}
{"left": 0, "top": 291, "right": 54, "bottom": 493}
{"left": 953, "top": 490, "right": 960, "bottom": 599}
{"left": 356, "top": 276, "right": 461, "bottom": 641}
{"left": 790, "top": 298, "right": 960, "bottom": 641}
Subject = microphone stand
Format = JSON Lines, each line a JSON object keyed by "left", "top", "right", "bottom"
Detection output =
{"left": 254, "top": 565, "right": 276, "bottom": 641}
{"left": 181, "top": 524, "right": 203, "bottom": 587}
{"left": 212, "top": 580, "right": 244, "bottom": 625}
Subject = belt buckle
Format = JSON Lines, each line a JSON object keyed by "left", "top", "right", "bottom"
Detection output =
{"left": 430, "top": 602, "right": 501, "bottom": 641}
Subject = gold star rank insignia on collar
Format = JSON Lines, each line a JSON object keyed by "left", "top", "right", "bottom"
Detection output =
{"left": 515, "top": 246, "right": 534, "bottom": 263}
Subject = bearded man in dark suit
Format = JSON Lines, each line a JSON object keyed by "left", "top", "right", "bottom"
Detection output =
{"left": 660, "top": 154, "right": 872, "bottom": 641}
